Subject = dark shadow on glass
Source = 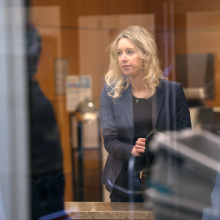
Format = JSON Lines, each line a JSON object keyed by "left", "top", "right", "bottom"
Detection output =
{"left": 26, "top": 23, "right": 70, "bottom": 220}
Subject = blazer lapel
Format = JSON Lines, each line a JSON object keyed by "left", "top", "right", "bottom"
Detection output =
{"left": 152, "top": 82, "right": 165, "bottom": 128}
{"left": 120, "top": 85, "right": 134, "bottom": 131}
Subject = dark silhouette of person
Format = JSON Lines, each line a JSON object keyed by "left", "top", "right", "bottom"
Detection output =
{"left": 26, "top": 24, "right": 68, "bottom": 220}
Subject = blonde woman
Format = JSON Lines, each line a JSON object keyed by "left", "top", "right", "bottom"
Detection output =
{"left": 100, "top": 26, "right": 191, "bottom": 202}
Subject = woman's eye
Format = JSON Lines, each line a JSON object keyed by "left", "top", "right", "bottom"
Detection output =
{"left": 127, "top": 50, "right": 134, "bottom": 55}
{"left": 117, "top": 51, "right": 122, "bottom": 56}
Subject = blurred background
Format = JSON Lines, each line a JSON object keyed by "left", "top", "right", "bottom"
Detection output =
{"left": 1, "top": 0, "right": 220, "bottom": 219}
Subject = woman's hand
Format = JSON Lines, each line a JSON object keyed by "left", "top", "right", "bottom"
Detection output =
{"left": 131, "top": 138, "right": 146, "bottom": 156}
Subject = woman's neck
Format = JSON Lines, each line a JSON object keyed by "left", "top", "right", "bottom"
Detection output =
{"left": 130, "top": 81, "right": 151, "bottom": 99}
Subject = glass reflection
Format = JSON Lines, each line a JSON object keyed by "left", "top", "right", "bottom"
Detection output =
{"left": 27, "top": 23, "right": 68, "bottom": 220}
{"left": 1, "top": 1, "right": 220, "bottom": 219}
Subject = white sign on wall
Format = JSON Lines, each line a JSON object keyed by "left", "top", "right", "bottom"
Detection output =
{"left": 66, "top": 75, "right": 92, "bottom": 112}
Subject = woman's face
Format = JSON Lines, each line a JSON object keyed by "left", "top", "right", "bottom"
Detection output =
{"left": 117, "top": 38, "right": 144, "bottom": 78}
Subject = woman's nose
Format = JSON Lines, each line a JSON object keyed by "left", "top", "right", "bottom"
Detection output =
{"left": 121, "top": 52, "right": 127, "bottom": 61}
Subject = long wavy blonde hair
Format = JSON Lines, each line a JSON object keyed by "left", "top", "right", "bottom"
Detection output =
{"left": 105, "top": 26, "right": 166, "bottom": 99}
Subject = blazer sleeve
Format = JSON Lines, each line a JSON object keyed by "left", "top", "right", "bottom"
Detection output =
{"left": 100, "top": 85, "right": 134, "bottom": 162}
{"left": 176, "top": 83, "right": 192, "bottom": 130}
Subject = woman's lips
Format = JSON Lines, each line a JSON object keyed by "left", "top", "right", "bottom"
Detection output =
{"left": 122, "top": 65, "right": 130, "bottom": 69}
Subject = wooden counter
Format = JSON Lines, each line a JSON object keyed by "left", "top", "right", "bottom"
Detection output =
{"left": 65, "top": 202, "right": 154, "bottom": 220}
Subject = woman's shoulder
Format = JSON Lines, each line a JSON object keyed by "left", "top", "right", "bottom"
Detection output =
{"left": 103, "top": 83, "right": 110, "bottom": 89}
{"left": 102, "top": 83, "right": 113, "bottom": 94}
{"left": 159, "top": 79, "right": 181, "bottom": 89}
{"left": 102, "top": 82, "right": 130, "bottom": 94}
{"left": 101, "top": 84, "right": 114, "bottom": 100}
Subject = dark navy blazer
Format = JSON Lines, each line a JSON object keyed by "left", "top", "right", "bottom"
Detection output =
{"left": 100, "top": 79, "right": 191, "bottom": 192}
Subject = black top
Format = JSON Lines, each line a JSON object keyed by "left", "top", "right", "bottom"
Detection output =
{"left": 132, "top": 95, "right": 153, "bottom": 176}
{"left": 132, "top": 95, "right": 153, "bottom": 143}
{"left": 112, "top": 95, "right": 153, "bottom": 199}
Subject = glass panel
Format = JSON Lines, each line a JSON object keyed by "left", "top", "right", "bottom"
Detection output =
{"left": 1, "top": 0, "right": 220, "bottom": 219}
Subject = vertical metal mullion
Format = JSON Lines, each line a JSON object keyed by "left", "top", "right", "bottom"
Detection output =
{"left": 0, "top": 1, "right": 29, "bottom": 220}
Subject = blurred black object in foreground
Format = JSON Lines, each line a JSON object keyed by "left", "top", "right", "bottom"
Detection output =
{"left": 145, "top": 129, "right": 220, "bottom": 220}
{"left": 26, "top": 24, "right": 68, "bottom": 220}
